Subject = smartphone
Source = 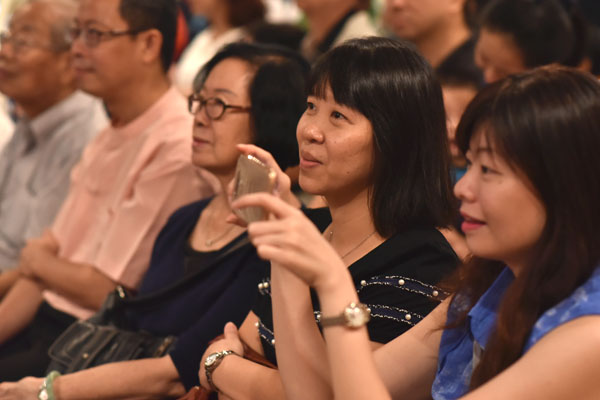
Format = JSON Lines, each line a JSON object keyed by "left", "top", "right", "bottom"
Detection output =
{"left": 232, "top": 154, "right": 277, "bottom": 223}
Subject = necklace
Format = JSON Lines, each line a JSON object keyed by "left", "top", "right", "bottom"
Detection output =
{"left": 204, "top": 207, "right": 236, "bottom": 247}
{"left": 327, "top": 229, "right": 376, "bottom": 259}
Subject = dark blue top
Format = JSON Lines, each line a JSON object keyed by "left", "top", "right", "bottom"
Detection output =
{"left": 128, "top": 199, "right": 267, "bottom": 390}
{"left": 432, "top": 266, "right": 600, "bottom": 399}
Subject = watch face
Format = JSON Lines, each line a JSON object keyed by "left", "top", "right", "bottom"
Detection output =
{"left": 205, "top": 353, "right": 219, "bottom": 368}
{"left": 345, "top": 304, "right": 370, "bottom": 328}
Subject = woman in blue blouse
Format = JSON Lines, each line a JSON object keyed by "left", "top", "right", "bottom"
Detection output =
{"left": 238, "top": 66, "right": 600, "bottom": 399}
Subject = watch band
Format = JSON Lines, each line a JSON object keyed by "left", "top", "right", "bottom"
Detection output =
{"left": 319, "top": 302, "right": 371, "bottom": 329}
{"left": 204, "top": 350, "right": 237, "bottom": 392}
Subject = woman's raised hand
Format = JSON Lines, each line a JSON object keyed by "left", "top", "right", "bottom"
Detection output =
{"left": 232, "top": 192, "right": 347, "bottom": 292}
{"left": 226, "top": 144, "right": 301, "bottom": 227}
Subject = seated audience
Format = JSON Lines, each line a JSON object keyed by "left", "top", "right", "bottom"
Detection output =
{"left": 383, "top": 0, "right": 482, "bottom": 83}
{"left": 0, "top": 0, "right": 106, "bottom": 280}
{"left": 298, "top": 0, "right": 379, "bottom": 62}
{"left": 0, "top": 0, "right": 214, "bottom": 380}
{"left": 244, "top": 66, "right": 600, "bottom": 399}
{"left": 0, "top": 42, "right": 308, "bottom": 399}
{"left": 198, "top": 37, "right": 458, "bottom": 399}
{"left": 475, "top": 0, "right": 586, "bottom": 83}
{"left": 245, "top": 21, "right": 305, "bottom": 52}
{"left": 0, "top": 107, "right": 12, "bottom": 152}
{"left": 174, "top": 0, "right": 266, "bottom": 95}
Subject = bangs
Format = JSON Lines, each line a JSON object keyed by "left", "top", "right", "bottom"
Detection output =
{"left": 306, "top": 46, "right": 364, "bottom": 111}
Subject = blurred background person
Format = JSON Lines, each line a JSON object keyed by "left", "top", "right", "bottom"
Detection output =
{"left": 475, "top": 0, "right": 586, "bottom": 83}
{"left": 383, "top": 0, "right": 482, "bottom": 83}
{"left": 298, "top": 0, "right": 379, "bottom": 62}
{"left": 0, "top": 0, "right": 106, "bottom": 290}
{"left": 174, "top": 0, "right": 266, "bottom": 95}
{"left": 0, "top": 0, "right": 213, "bottom": 380}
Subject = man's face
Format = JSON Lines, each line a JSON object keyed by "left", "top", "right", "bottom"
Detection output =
{"left": 384, "top": 0, "right": 459, "bottom": 41}
{"left": 0, "top": 3, "right": 72, "bottom": 108}
{"left": 71, "top": 0, "right": 141, "bottom": 99}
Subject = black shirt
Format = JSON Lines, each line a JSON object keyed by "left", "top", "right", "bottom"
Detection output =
{"left": 253, "top": 208, "right": 459, "bottom": 365}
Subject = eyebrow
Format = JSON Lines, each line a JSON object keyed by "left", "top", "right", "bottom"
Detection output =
{"left": 201, "top": 87, "right": 238, "bottom": 97}
{"left": 474, "top": 146, "right": 494, "bottom": 155}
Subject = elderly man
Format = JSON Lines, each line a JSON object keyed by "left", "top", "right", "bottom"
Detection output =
{"left": 0, "top": 0, "right": 106, "bottom": 289}
{"left": 0, "top": 0, "right": 214, "bottom": 380}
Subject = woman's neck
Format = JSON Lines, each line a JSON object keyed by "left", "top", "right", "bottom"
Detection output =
{"left": 325, "top": 188, "right": 384, "bottom": 266}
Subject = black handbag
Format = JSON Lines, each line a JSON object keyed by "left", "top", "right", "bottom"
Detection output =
{"left": 46, "top": 237, "right": 251, "bottom": 374}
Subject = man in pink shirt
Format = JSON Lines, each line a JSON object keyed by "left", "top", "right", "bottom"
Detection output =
{"left": 0, "top": 0, "right": 214, "bottom": 379}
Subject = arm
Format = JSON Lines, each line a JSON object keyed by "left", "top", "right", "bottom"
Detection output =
{"left": 19, "top": 234, "right": 116, "bottom": 310}
{"left": 461, "top": 316, "right": 600, "bottom": 400}
{"left": 270, "top": 263, "right": 333, "bottom": 400}
{"left": 235, "top": 193, "right": 445, "bottom": 399}
{"left": 0, "top": 356, "right": 185, "bottom": 400}
{"left": 0, "top": 277, "right": 44, "bottom": 344}
{"left": 199, "top": 317, "right": 285, "bottom": 400}
{"left": 0, "top": 269, "right": 19, "bottom": 299}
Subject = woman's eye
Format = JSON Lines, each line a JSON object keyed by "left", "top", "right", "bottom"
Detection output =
{"left": 306, "top": 102, "right": 315, "bottom": 111}
{"left": 331, "top": 111, "right": 345, "bottom": 120}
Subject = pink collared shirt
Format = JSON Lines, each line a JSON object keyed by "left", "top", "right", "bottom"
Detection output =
{"left": 44, "top": 87, "right": 215, "bottom": 319}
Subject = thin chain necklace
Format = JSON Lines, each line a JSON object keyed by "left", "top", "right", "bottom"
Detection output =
{"left": 327, "top": 228, "right": 376, "bottom": 260}
{"left": 204, "top": 206, "right": 236, "bottom": 247}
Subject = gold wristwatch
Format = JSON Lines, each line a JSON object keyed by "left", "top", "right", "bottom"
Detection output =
{"left": 319, "top": 302, "right": 371, "bottom": 328}
{"left": 204, "top": 350, "right": 236, "bottom": 392}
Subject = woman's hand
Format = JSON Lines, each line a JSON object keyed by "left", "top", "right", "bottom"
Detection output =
{"left": 199, "top": 322, "right": 245, "bottom": 391}
{"left": 225, "top": 144, "right": 301, "bottom": 227}
{"left": 233, "top": 192, "right": 347, "bottom": 292}
{"left": 0, "top": 377, "right": 42, "bottom": 399}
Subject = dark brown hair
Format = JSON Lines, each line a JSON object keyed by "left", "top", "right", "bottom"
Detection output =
{"left": 226, "top": 0, "right": 266, "bottom": 28}
{"left": 308, "top": 37, "right": 455, "bottom": 237}
{"left": 452, "top": 66, "right": 600, "bottom": 389}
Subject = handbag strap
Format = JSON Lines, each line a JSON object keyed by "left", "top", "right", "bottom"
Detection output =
{"left": 118, "top": 236, "right": 251, "bottom": 308}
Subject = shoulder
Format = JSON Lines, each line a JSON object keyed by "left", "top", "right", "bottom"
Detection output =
{"left": 164, "top": 199, "right": 211, "bottom": 228}
{"left": 527, "top": 267, "right": 600, "bottom": 349}
{"left": 350, "top": 226, "right": 458, "bottom": 283}
{"left": 336, "top": 11, "right": 378, "bottom": 44}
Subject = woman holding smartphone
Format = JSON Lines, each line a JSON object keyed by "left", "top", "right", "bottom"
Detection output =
{"left": 0, "top": 42, "right": 308, "bottom": 399}
{"left": 198, "top": 37, "right": 458, "bottom": 399}
{"left": 238, "top": 66, "right": 600, "bottom": 399}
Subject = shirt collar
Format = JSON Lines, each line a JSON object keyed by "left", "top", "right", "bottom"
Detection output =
{"left": 26, "top": 91, "right": 98, "bottom": 146}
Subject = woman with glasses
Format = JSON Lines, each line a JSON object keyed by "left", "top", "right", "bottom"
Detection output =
{"left": 0, "top": 42, "right": 308, "bottom": 399}
{"left": 197, "top": 37, "right": 458, "bottom": 399}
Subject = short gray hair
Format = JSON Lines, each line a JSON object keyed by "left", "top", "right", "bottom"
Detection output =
{"left": 22, "top": 0, "right": 79, "bottom": 51}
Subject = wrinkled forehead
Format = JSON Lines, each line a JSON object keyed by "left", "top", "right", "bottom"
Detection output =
{"left": 9, "top": 3, "right": 54, "bottom": 36}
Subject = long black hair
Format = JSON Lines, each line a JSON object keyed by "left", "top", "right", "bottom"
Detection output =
{"left": 308, "top": 37, "right": 455, "bottom": 237}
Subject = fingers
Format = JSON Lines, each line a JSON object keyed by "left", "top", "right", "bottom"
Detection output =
{"left": 236, "top": 144, "right": 282, "bottom": 173}
{"left": 223, "top": 322, "right": 239, "bottom": 339}
{"left": 232, "top": 192, "right": 299, "bottom": 220}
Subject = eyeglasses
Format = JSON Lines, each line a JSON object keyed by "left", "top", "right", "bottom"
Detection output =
{"left": 0, "top": 31, "right": 54, "bottom": 54}
{"left": 69, "top": 26, "right": 146, "bottom": 48}
{"left": 188, "top": 94, "right": 251, "bottom": 120}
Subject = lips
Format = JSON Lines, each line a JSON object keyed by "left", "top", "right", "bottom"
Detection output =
{"left": 192, "top": 136, "right": 210, "bottom": 149}
{"left": 299, "top": 150, "right": 322, "bottom": 168}
{"left": 460, "top": 211, "right": 486, "bottom": 232}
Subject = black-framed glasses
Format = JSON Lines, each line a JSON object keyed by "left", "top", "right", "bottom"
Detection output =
{"left": 188, "top": 94, "right": 251, "bottom": 120}
{"left": 0, "top": 31, "right": 54, "bottom": 54}
{"left": 69, "top": 26, "right": 146, "bottom": 48}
